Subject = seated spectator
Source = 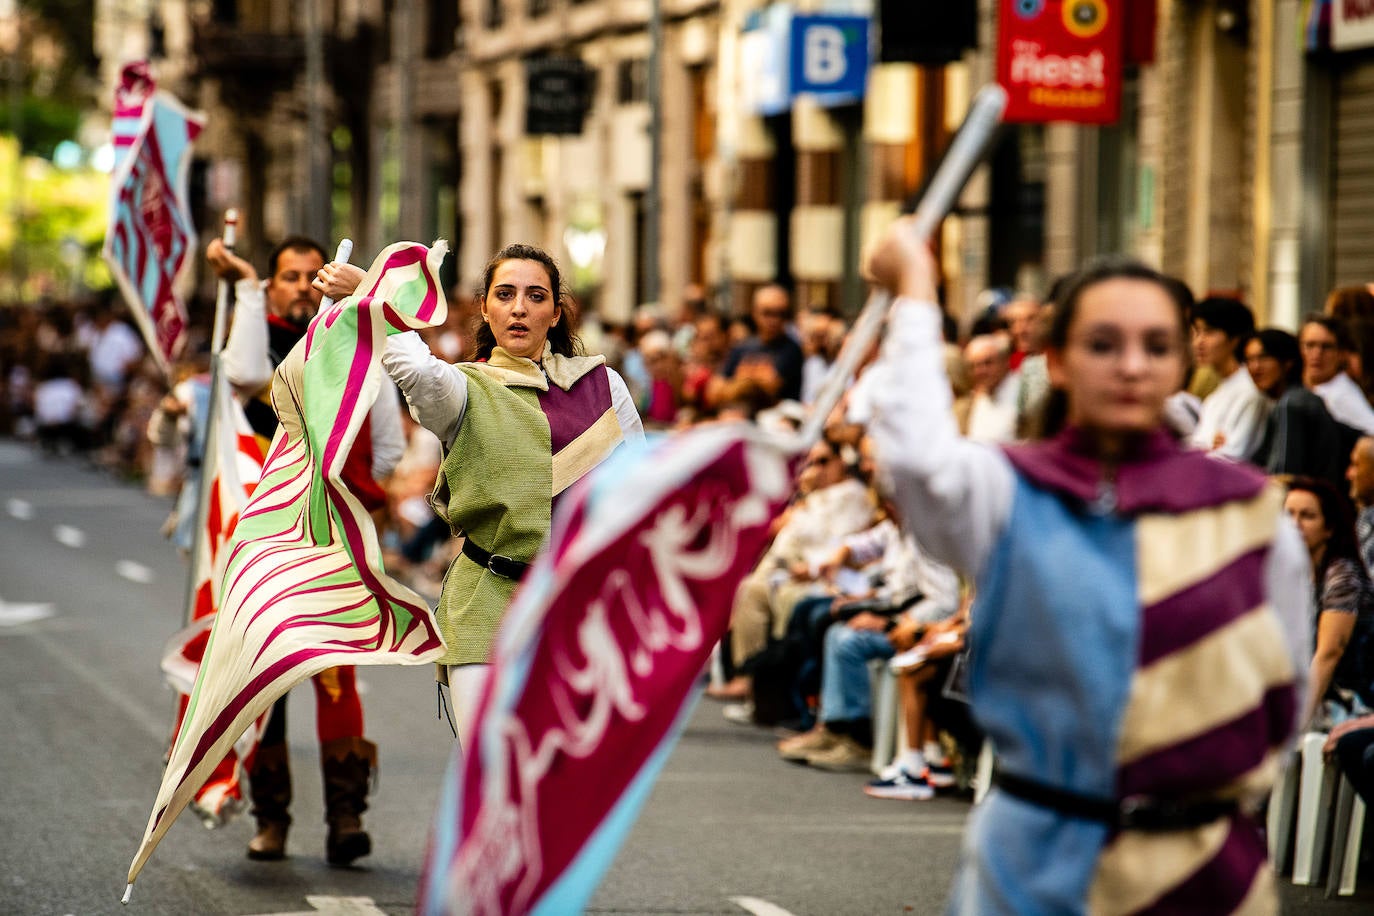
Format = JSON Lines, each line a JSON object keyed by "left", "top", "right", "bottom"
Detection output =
{"left": 1001, "top": 297, "right": 1040, "bottom": 371}
{"left": 1324, "top": 285, "right": 1374, "bottom": 401}
{"left": 776, "top": 518, "right": 961, "bottom": 772}
{"left": 680, "top": 312, "right": 729, "bottom": 419}
{"left": 713, "top": 284, "right": 804, "bottom": 408}
{"left": 709, "top": 437, "right": 875, "bottom": 707}
{"left": 636, "top": 329, "right": 681, "bottom": 427}
{"left": 33, "top": 355, "right": 88, "bottom": 455}
{"left": 1188, "top": 297, "right": 1267, "bottom": 458}
{"left": 865, "top": 611, "right": 974, "bottom": 800}
{"left": 1325, "top": 713, "right": 1374, "bottom": 805}
{"left": 1351, "top": 436, "right": 1374, "bottom": 573}
{"left": 1302, "top": 314, "right": 1374, "bottom": 436}
{"left": 1285, "top": 477, "right": 1374, "bottom": 729}
{"left": 765, "top": 489, "right": 962, "bottom": 730}
{"left": 799, "top": 311, "right": 842, "bottom": 406}
{"left": 958, "top": 334, "right": 1018, "bottom": 443}
{"left": 1245, "top": 328, "right": 1351, "bottom": 491}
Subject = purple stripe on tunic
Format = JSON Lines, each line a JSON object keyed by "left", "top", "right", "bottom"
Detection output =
{"left": 1137, "top": 547, "right": 1268, "bottom": 668}
{"left": 1117, "top": 684, "right": 1297, "bottom": 799}
{"left": 1130, "top": 814, "right": 1268, "bottom": 916}
{"left": 539, "top": 365, "right": 612, "bottom": 455}
{"left": 1003, "top": 427, "right": 1267, "bottom": 514}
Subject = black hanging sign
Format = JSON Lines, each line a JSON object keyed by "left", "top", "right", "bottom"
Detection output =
{"left": 526, "top": 58, "right": 593, "bottom": 135}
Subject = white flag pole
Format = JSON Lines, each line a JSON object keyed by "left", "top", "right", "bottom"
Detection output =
{"left": 208, "top": 209, "right": 238, "bottom": 355}
{"left": 795, "top": 84, "right": 1009, "bottom": 449}
{"left": 320, "top": 238, "right": 355, "bottom": 310}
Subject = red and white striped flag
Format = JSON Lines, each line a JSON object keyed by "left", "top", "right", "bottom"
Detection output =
{"left": 102, "top": 62, "right": 203, "bottom": 376}
{"left": 125, "top": 241, "right": 450, "bottom": 899}
{"left": 159, "top": 367, "right": 266, "bottom": 826}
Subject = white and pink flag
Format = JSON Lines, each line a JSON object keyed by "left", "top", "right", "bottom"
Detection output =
{"left": 102, "top": 62, "right": 203, "bottom": 375}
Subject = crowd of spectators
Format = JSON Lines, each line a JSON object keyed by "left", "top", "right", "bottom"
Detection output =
{"left": 7, "top": 261, "right": 1374, "bottom": 814}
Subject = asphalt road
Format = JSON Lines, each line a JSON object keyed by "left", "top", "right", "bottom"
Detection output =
{"left": 0, "top": 440, "right": 1369, "bottom": 915}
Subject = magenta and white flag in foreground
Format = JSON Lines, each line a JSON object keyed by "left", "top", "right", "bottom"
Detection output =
{"left": 125, "top": 241, "right": 450, "bottom": 897}
{"left": 419, "top": 423, "right": 795, "bottom": 915}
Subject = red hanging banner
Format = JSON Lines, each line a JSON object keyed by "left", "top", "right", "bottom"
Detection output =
{"left": 997, "top": 0, "right": 1124, "bottom": 125}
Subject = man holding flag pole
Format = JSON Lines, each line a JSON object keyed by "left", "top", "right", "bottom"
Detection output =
{"left": 200, "top": 229, "right": 405, "bottom": 865}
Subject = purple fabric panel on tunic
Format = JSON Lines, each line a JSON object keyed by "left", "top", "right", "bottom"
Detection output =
{"left": 1003, "top": 427, "right": 1267, "bottom": 514}
{"left": 1116, "top": 684, "right": 1297, "bottom": 799}
{"left": 1137, "top": 547, "right": 1269, "bottom": 668}
{"left": 539, "top": 365, "right": 612, "bottom": 455}
{"left": 1129, "top": 814, "right": 1268, "bottom": 916}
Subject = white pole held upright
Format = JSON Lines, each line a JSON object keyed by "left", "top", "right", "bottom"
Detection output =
{"left": 796, "top": 84, "right": 1008, "bottom": 448}
{"left": 321, "top": 238, "right": 354, "bottom": 310}
{"left": 209, "top": 209, "right": 238, "bottom": 355}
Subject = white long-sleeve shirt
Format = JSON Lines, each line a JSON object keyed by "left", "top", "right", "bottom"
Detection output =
{"left": 1314, "top": 371, "right": 1374, "bottom": 436}
{"left": 1189, "top": 365, "right": 1270, "bottom": 459}
{"left": 380, "top": 330, "right": 644, "bottom": 449}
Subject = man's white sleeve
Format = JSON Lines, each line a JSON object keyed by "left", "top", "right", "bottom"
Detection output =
{"left": 220, "top": 279, "right": 273, "bottom": 391}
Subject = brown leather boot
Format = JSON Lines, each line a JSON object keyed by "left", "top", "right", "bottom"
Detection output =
{"left": 246, "top": 743, "right": 292, "bottom": 861}
{"left": 321, "top": 736, "right": 376, "bottom": 867}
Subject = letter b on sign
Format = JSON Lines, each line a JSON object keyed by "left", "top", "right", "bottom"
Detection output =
{"left": 805, "top": 25, "right": 847, "bottom": 85}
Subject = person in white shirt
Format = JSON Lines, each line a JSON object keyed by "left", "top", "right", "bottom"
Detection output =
{"left": 33, "top": 356, "right": 87, "bottom": 453}
{"left": 1301, "top": 314, "right": 1374, "bottom": 435}
{"left": 85, "top": 304, "right": 144, "bottom": 392}
{"left": 1188, "top": 297, "right": 1268, "bottom": 458}
{"left": 963, "top": 334, "right": 1020, "bottom": 442}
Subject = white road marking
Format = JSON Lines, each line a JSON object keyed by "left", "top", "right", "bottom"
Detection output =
{"left": 0, "top": 599, "right": 55, "bottom": 628}
{"left": 115, "top": 560, "right": 155, "bottom": 584}
{"left": 732, "top": 897, "right": 801, "bottom": 916}
{"left": 53, "top": 525, "right": 86, "bottom": 548}
{"left": 244, "top": 895, "right": 389, "bottom": 916}
{"left": 6, "top": 498, "right": 33, "bottom": 519}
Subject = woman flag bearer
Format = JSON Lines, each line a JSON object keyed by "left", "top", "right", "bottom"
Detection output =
{"left": 863, "top": 219, "right": 1309, "bottom": 915}
{"left": 316, "top": 243, "right": 643, "bottom": 744}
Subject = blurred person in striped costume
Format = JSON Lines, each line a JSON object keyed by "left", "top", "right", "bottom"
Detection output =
{"left": 864, "top": 219, "right": 1309, "bottom": 915}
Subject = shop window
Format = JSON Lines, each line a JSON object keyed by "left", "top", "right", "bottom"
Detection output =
{"left": 484, "top": 0, "right": 504, "bottom": 30}
{"left": 617, "top": 58, "right": 649, "bottom": 105}
{"left": 426, "top": 0, "right": 459, "bottom": 57}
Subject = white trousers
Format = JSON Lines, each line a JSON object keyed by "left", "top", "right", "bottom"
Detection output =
{"left": 446, "top": 663, "right": 492, "bottom": 750}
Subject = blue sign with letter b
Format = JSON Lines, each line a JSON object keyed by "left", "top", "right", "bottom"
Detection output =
{"left": 790, "top": 14, "right": 870, "bottom": 107}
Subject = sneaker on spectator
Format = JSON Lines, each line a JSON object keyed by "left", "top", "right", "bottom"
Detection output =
{"left": 722, "top": 701, "right": 755, "bottom": 725}
{"left": 926, "top": 759, "right": 957, "bottom": 789}
{"left": 778, "top": 727, "right": 837, "bottom": 762}
{"left": 864, "top": 768, "right": 935, "bottom": 801}
{"left": 804, "top": 735, "right": 871, "bottom": 772}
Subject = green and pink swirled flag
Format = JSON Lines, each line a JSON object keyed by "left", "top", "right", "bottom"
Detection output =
{"left": 126, "top": 241, "right": 450, "bottom": 894}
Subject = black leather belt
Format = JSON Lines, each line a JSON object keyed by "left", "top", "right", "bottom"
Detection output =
{"left": 992, "top": 769, "right": 1239, "bottom": 832}
{"left": 461, "top": 538, "right": 530, "bottom": 581}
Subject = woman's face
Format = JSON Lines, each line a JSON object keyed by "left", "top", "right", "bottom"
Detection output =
{"left": 1048, "top": 278, "right": 1186, "bottom": 436}
{"left": 480, "top": 259, "right": 560, "bottom": 360}
{"left": 1244, "top": 338, "right": 1287, "bottom": 397}
{"left": 1284, "top": 489, "right": 1331, "bottom": 554}
{"left": 798, "top": 443, "right": 844, "bottom": 491}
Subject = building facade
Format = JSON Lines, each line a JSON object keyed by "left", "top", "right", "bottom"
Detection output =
{"left": 95, "top": 0, "right": 1374, "bottom": 331}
